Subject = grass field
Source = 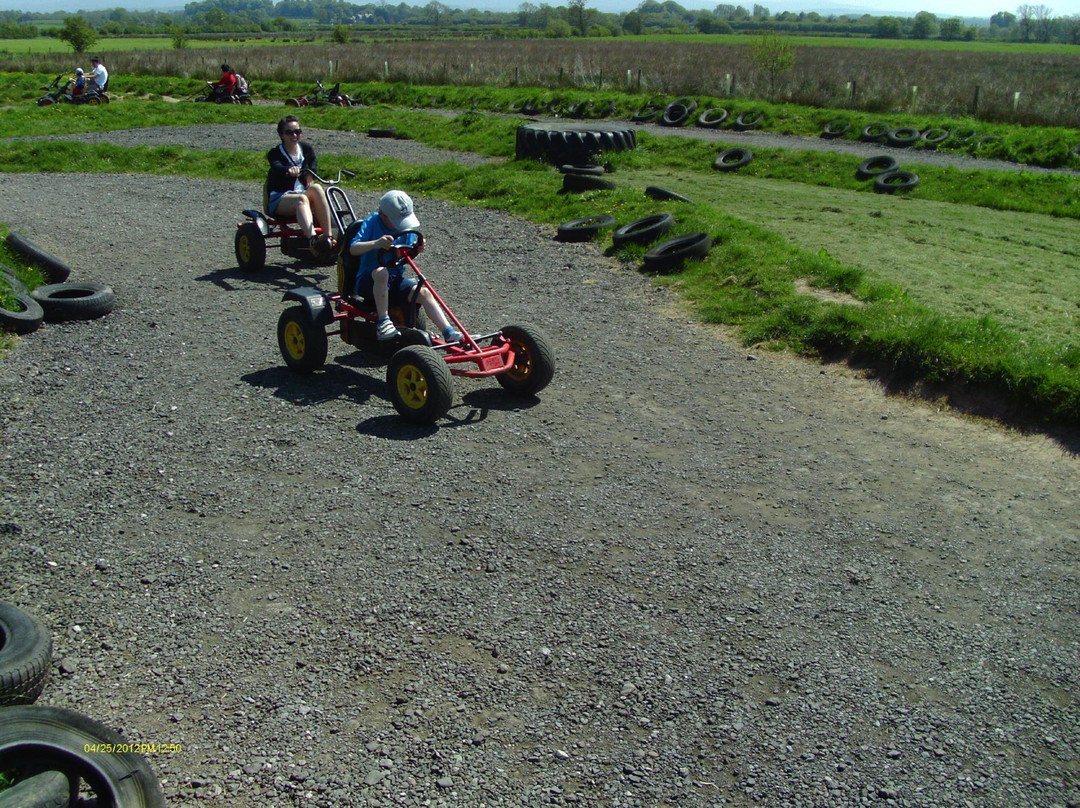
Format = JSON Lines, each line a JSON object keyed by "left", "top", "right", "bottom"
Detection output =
{"left": 0, "top": 93, "right": 1077, "bottom": 425}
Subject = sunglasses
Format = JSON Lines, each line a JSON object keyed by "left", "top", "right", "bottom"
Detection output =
{"left": 284, "top": 128, "right": 302, "bottom": 136}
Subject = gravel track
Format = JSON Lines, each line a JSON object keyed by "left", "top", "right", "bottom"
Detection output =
{"left": 1, "top": 126, "right": 1078, "bottom": 807}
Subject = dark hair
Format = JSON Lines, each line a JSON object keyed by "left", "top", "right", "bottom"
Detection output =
{"left": 277, "top": 115, "right": 300, "bottom": 136}
{"left": 221, "top": 63, "right": 231, "bottom": 73}
{"left": 91, "top": 56, "right": 100, "bottom": 62}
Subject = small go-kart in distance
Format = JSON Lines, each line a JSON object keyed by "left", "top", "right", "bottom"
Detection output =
{"left": 234, "top": 168, "right": 357, "bottom": 272}
{"left": 37, "top": 74, "right": 109, "bottom": 106}
{"left": 277, "top": 228, "right": 556, "bottom": 424}
{"left": 194, "top": 81, "right": 252, "bottom": 105}
{"left": 285, "top": 79, "right": 353, "bottom": 108}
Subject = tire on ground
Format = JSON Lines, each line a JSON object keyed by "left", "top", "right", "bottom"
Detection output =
{"left": 643, "top": 233, "right": 712, "bottom": 273}
{"left": 733, "top": 110, "right": 763, "bottom": 130}
{"left": 0, "top": 295, "right": 45, "bottom": 335}
{"left": 696, "top": 108, "right": 728, "bottom": 128}
{"left": 558, "top": 164, "right": 605, "bottom": 176}
{"left": 822, "top": 119, "right": 851, "bottom": 138}
{"left": 712, "top": 147, "right": 753, "bottom": 171}
{"left": 644, "top": 186, "right": 693, "bottom": 204}
{"left": 612, "top": 213, "right": 674, "bottom": 248}
{"left": 660, "top": 98, "right": 697, "bottom": 127}
{"left": 556, "top": 215, "right": 617, "bottom": 243}
{"left": 855, "top": 155, "right": 899, "bottom": 180}
{"left": 0, "top": 768, "right": 72, "bottom": 808}
{"left": 921, "top": 128, "right": 950, "bottom": 145}
{"left": 562, "top": 173, "right": 615, "bottom": 192}
{"left": 886, "top": 126, "right": 920, "bottom": 147}
{"left": 860, "top": 122, "right": 889, "bottom": 142}
{"left": 0, "top": 704, "right": 165, "bottom": 808}
{"left": 3, "top": 233, "right": 71, "bottom": 283}
{"left": 516, "top": 122, "right": 636, "bottom": 164}
{"left": 0, "top": 602, "right": 53, "bottom": 706}
{"left": 30, "top": 283, "right": 114, "bottom": 322}
{"left": 873, "top": 170, "right": 920, "bottom": 194}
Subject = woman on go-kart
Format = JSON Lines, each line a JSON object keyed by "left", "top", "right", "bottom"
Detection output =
{"left": 266, "top": 116, "right": 335, "bottom": 256}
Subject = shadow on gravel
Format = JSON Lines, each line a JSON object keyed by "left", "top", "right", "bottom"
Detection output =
{"left": 241, "top": 365, "right": 379, "bottom": 408}
{"left": 196, "top": 263, "right": 333, "bottom": 294}
{"left": 354, "top": 387, "right": 545, "bottom": 437}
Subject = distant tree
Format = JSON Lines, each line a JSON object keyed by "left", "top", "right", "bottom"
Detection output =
{"left": 59, "top": 15, "right": 97, "bottom": 53}
{"left": 910, "top": 10, "right": 936, "bottom": 38}
{"left": 752, "top": 3, "right": 768, "bottom": 18}
{"left": 989, "top": 9, "right": 1016, "bottom": 26}
{"left": 1031, "top": 3, "right": 1052, "bottom": 41}
{"left": 1016, "top": 3, "right": 1034, "bottom": 39}
{"left": 623, "top": 9, "right": 642, "bottom": 33}
{"left": 567, "top": 0, "right": 588, "bottom": 34}
{"left": 938, "top": 17, "right": 962, "bottom": 38}
{"left": 749, "top": 32, "right": 793, "bottom": 98}
{"left": 873, "top": 15, "right": 902, "bottom": 37}
{"left": 171, "top": 24, "right": 188, "bottom": 47}
{"left": 331, "top": 22, "right": 348, "bottom": 41}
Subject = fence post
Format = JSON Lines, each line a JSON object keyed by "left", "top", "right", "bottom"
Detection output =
{"left": 598, "top": 68, "right": 602, "bottom": 89}
{"left": 384, "top": 61, "right": 389, "bottom": 78}
{"left": 329, "top": 60, "right": 333, "bottom": 75}
{"left": 637, "top": 68, "right": 641, "bottom": 90}
{"left": 971, "top": 85, "right": 979, "bottom": 115}
{"left": 1013, "top": 90, "right": 1021, "bottom": 111}
{"left": 910, "top": 85, "right": 917, "bottom": 113}
{"left": 515, "top": 66, "right": 519, "bottom": 86}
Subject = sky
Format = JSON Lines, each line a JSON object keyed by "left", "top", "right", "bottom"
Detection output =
{"left": 3, "top": 0, "right": 1078, "bottom": 20}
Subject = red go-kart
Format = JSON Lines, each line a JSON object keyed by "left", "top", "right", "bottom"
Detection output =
{"left": 234, "top": 168, "right": 357, "bottom": 272}
{"left": 276, "top": 232, "right": 555, "bottom": 424}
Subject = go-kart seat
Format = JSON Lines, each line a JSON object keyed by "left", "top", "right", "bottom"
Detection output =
{"left": 337, "top": 220, "right": 366, "bottom": 300}
{"left": 263, "top": 178, "right": 296, "bottom": 223}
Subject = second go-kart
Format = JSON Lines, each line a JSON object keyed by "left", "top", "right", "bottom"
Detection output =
{"left": 285, "top": 80, "right": 352, "bottom": 108}
{"left": 234, "top": 168, "right": 357, "bottom": 272}
{"left": 276, "top": 231, "right": 555, "bottom": 424}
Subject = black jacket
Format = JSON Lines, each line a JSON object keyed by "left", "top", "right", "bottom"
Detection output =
{"left": 266, "top": 142, "right": 317, "bottom": 194}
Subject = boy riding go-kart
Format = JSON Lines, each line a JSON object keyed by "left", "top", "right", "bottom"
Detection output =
{"left": 271, "top": 183, "right": 554, "bottom": 424}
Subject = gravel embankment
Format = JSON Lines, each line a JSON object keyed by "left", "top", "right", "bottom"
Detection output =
{"left": 1, "top": 128, "right": 1078, "bottom": 807}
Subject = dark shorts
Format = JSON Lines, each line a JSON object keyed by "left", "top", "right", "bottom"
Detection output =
{"left": 355, "top": 270, "right": 418, "bottom": 305}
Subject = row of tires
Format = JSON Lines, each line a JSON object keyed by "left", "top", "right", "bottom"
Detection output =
{"left": 0, "top": 602, "right": 165, "bottom": 808}
{"left": 631, "top": 97, "right": 765, "bottom": 131}
{"left": 0, "top": 233, "right": 115, "bottom": 335}
{"left": 824, "top": 120, "right": 1000, "bottom": 149}
{"left": 557, "top": 208, "right": 711, "bottom": 274}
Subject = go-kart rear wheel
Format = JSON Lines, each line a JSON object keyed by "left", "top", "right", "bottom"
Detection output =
{"left": 86, "top": 96, "right": 100, "bottom": 106}
{"left": 387, "top": 345, "right": 453, "bottom": 424}
{"left": 278, "top": 307, "right": 328, "bottom": 374}
{"left": 496, "top": 324, "right": 555, "bottom": 396}
{"left": 235, "top": 223, "right": 266, "bottom": 272}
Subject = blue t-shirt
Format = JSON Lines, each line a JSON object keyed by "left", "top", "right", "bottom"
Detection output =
{"left": 350, "top": 211, "right": 418, "bottom": 291}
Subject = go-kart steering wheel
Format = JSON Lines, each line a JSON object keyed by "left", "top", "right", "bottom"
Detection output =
{"left": 376, "top": 230, "right": 425, "bottom": 267}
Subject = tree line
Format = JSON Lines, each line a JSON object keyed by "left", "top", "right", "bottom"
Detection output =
{"left": 1, "top": 0, "right": 1077, "bottom": 45}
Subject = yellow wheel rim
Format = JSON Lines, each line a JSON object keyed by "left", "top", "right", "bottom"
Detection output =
{"left": 505, "top": 339, "right": 533, "bottom": 383}
{"left": 283, "top": 320, "right": 306, "bottom": 362}
{"left": 395, "top": 364, "right": 429, "bottom": 410}
{"left": 237, "top": 235, "right": 251, "bottom": 264}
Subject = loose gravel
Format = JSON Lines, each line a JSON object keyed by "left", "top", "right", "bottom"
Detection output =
{"left": 1, "top": 126, "right": 1078, "bottom": 808}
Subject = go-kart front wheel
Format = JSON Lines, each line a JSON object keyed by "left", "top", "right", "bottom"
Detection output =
{"left": 235, "top": 222, "right": 266, "bottom": 272}
{"left": 278, "top": 307, "right": 328, "bottom": 374}
{"left": 496, "top": 324, "right": 555, "bottom": 396}
{"left": 387, "top": 346, "right": 454, "bottom": 424}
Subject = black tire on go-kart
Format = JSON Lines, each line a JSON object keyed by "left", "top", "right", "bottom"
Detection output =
{"left": 278, "top": 307, "right": 328, "bottom": 374}
{"left": 235, "top": 223, "right": 266, "bottom": 272}
{"left": 496, "top": 324, "right": 555, "bottom": 397}
{"left": 0, "top": 767, "right": 72, "bottom": 808}
{"left": 387, "top": 345, "right": 454, "bottom": 424}
{"left": 0, "top": 704, "right": 166, "bottom": 808}
{"left": 0, "top": 602, "right": 53, "bottom": 707}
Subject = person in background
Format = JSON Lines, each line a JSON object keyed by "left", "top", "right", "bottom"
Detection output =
{"left": 72, "top": 67, "right": 85, "bottom": 97}
{"left": 211, "top": 63, "right": 236, "bottom": 99}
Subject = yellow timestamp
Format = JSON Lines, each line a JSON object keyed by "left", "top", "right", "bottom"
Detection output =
{"left": 83, "top": 743, "right": 182, "bottom": 754}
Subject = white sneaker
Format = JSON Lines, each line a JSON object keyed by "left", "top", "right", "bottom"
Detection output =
{"left": 376, "top": 317, "right": 400, "bottom": 341}
{"left": 442, "top": 326, "right": 462, "bottom": 343}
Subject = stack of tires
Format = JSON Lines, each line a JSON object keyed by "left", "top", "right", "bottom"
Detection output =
{"left": 1, "top": 233, "right": 115, "bottom": 336}
{"left": 515, "top": 122, "right": 637, "bottom": 166}
{"left": 855, "top": 155, "right": 920, "bottom": 194}
{"left": 0, "top": 602, "right": 165, "bottom": 807}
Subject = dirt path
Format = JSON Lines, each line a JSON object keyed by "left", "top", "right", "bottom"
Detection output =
{"left": 1, "top": 158, "right": 1077, "bottom": 806}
